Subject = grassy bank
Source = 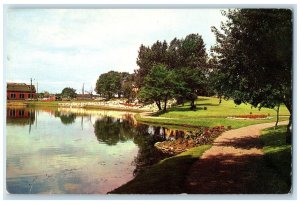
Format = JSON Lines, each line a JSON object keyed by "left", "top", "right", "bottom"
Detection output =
{"left": 15, "top": 100, "right": 147, "bottom": 112}
{"left": 135, "top": 97, "right": 290, "bottom": 129}
{"left": 25, "top": 101, "right": 61, "bottom": 107}
{"left": 160, "top": 96, "right": 290, "bottom": 118}
{"left": 257, "top": 125, "right": 291, "bottom": 193}
{"left": 110, "top": 145, "right": 211, "bottom": 194}
{"left": 135, "top": 114, "right": 288, "bottom": 129}
{"left": 84, "top": 105, "right": 146, "bottom": 113}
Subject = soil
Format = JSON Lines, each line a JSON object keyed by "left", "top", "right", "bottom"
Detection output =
{"left": 185, "top": 121, "right": 288, "bottom": 194}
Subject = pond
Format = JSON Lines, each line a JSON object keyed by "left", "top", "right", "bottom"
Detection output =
{"left": 6, "top": 107, "right": 187, "bottom": 194}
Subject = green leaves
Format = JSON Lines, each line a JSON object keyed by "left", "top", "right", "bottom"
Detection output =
{"left": 95, "top": 71, "right": 133, "bottom": 100}
{"left": 211, "top": 9, "right": 292, "bottom": 112}
{"left": 139, "top": 64, "right": 183, "bottom": 111}
{"left": 61, "top": 87, "right": 77, "bottom": 99}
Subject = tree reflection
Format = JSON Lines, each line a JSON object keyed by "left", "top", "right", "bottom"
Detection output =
{"left": 60, "top": 114, "right": 76, "bottom": 125}
{"left": 94, "top": 116, "right": 126, "bottom": 145}
{"left": 93, "top": 114, "right": 187, "bottom": 176}
{"left": 132, "top": 126, "right": 167, "bottom": 176}
{"left": 54, "top": 111, "right": 77, "bottom": 125}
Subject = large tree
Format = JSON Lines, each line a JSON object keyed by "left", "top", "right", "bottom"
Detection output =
{"left": 135, "top": 34, "right": 209, "bottom": 109}
{"left": 121, "top": 74, "right": 136, "bottom": 102}
{"left": 211, "top": 9, "right": 292, "bottom": 142}
{"left": 173, "top": 34, "right": 208, "bottom": 109}
{"left": 135, "top": 40, "right": 169, "bottom": 88}
{"left": 135, "top": 34, "right": 208, "bottom": 85}
{"left": 175, "top": 67, "right": 206, "bottom": 110}
{"left": 95, "top": 71, "right": 132, "bottom": 100}
{"left": 139, "top": 64, "right": 183, "bottom": 112}
{"left": 61, "top": 87, "right": 77, "bottom": 99}
{"left": 95, "top": 71, "right": 121, "bottom": 99}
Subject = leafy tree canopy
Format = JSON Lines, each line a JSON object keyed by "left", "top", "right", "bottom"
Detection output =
{"left": 211, "top": 9, "right": 292, "bottom": 142}
{"left": 61, "top": 87, "right": 77, "bottom": 99}
{"left": 135, "top": 34, "right": 208, "bottom": 88}
{"left": 95, "top": 71, "right": 130, "bottom": 99}
{"left": 139, "top": 64, "right": 184, "bottom": 111}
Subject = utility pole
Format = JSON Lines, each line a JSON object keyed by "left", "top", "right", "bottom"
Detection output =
{"left": 82, "top": 83, "right": 84, "bottom": 95}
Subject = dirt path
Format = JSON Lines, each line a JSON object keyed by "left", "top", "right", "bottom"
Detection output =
{"left": 185, "top": 121, "right": 288, "bottom": 194}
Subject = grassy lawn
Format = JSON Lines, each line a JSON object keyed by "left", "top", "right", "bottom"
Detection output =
{"left": 136, "top": 97, "right": 290, "bottom": 129}
{"left": 257, "top": 125, "right": 292, "bottom": 193}
{"left": 136, "top": 114, "right": 288, "bottom": 129}
{"left": 25, "top": 101, "right": 61, "bottom": 107}
{"left": 109, "top": 145, "right": 211, "bottom": 194}
{"left": 160, "top": 96, "right": 289, "bottom": 118}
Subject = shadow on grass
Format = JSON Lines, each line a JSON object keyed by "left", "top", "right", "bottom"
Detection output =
{"left": 197, "top": 103, "right": 220, "bottom": 107}
{"left": 186, "top": 127, "right": 291, "bottom": 194}
{"left": 186, "top": 152, "right": 291, "bottom": 194}
{"left": 110, "top": 155, "right": 195, "bottom": 194}
{"left": 215, "top": 136, "right": 264, "bottom": 150}
{"left": 260, "top": 126, "right": 292, "bottom": 190}
{"left": 109, "top": 145, "right": 211, "bottom": 194}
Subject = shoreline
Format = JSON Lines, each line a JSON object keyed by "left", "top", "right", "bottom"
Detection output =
{"left": 7, "top": 100, "right": 152, "bottom": 113}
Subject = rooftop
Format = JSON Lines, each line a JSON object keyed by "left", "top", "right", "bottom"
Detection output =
{"left": 7, "top": 83, "right": 36, "bottom": 92}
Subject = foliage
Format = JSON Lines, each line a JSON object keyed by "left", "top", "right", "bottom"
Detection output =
{"left": 175, "top": 67, "right": 206, "bottom": 110}
{"left": 155, "top": 126, "right": 226, "bottom": 155}
{"left": 211, "top": 9, "right": 292, "bottom": 142}
{"left": 121, "top": 73, "right": 137, "bottom": 102}
{"left": 95, "top": 71, "right": 121, "bottom": 99}
{"left": 135, "top": 34, "right": 209, "bottom": 110}
{"left": 95, "top": 71, "right": 134, "bottom": 100}
{"left": 135, "top": 40, "right": 169, "bottom": 87}
{"left": 138, "top": 64, "right": 184, "bottom": 111}
{"left": 37, "top": 91, "right": 50, "bottom": 98}
{"left": 61, "top": 87, "right": 77, "bottom": 99}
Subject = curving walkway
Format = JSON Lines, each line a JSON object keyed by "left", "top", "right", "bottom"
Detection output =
{"left": 185, "top": 121, "right": 288, "bottom": 194}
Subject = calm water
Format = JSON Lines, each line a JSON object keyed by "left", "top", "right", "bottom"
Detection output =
{"left": 6, "top": 107, "right": 186, "bottom": 194}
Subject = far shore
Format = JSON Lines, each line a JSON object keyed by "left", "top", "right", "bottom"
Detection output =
{"left": 6, "top": 100, "right": 152, "bottom": 113}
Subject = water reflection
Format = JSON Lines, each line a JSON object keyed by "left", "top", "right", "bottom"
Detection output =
{"left": 7, "top": 108, "right": 35, "bottom": 126}
{"left": 54, "top": 111, "right": 77, "bottom": 125}
{"left": 6, "top": 107, "right": 188, "bottom": 194}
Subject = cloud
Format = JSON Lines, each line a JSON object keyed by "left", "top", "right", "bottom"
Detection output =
{"left": 6, "top": 9, "right": 225, "bottom": 93}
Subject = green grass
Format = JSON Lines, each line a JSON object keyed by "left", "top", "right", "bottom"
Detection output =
{"left": 258, "top": 125, "right": 292, "bottom": 193}
{"left": 160, "top": 96, "right": 290, "bottom": 118}
{"left": 136, "top": 114, "right": 288, "bottom": 129}
{"left": 25, "top": 101, "right": 61, "bottom": 107}
{"left": 135, "top": 97, "right": 290, "bottom": 129}
{"left": 109, "top": 145, "right": 211, "bottom": 194}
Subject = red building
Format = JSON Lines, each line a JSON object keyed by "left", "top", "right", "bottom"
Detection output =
{"left": 7, "top": 83, "right": 37, "bottom": 100}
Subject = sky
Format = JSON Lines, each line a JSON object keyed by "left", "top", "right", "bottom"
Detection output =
{"left": 5, "top": 9, "right": 226, "bottom": 94}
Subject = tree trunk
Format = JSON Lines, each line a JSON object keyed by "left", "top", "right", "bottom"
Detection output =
{"left": 283, "top": 99, "right": 292, "bottom": 144}
{"left": 190, "top": 99, "right": 196, "bottom": 110}
{"left": 155, "top": 100, "right": 162, "bottom": 111}
{"left": 219, "top": 96, "right": 222, "bottom": 104}
{"left": 274, "top": 104, "right": 280, "bottom": 129}
{"left": 163, "top": 96, "right": 168, "bottom": 112}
